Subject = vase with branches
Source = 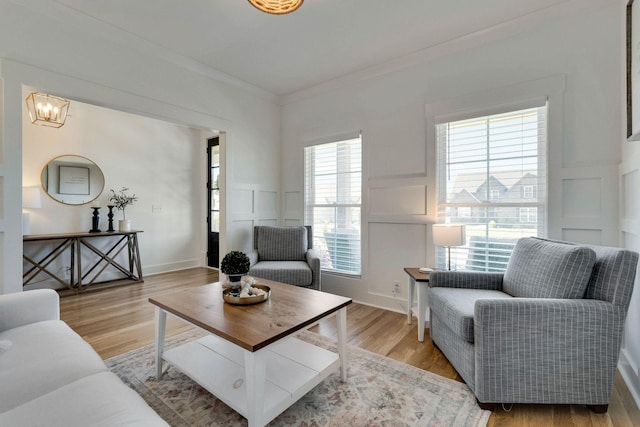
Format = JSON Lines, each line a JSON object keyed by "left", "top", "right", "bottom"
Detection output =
{"left": 108, "top": 187, "right": 138, "bottom": 231}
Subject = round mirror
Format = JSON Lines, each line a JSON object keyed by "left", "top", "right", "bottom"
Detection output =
{"left": 40, "top": 155, "right": 105, "bottom": 205}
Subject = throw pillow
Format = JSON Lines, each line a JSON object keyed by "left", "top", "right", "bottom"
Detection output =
{"left": 257, "top": 226, "right": 308, "bottom": 261}
{"left": 503, "top": 237, "right": 596, "bottom": 299}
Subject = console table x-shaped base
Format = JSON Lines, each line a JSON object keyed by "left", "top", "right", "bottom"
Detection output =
{"left": 23, "top": 231, "right": 144, "bottom": 291}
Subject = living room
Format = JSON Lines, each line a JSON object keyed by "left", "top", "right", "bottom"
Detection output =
{"left": 2, "top": 0, "right": 640, "bottom": 425}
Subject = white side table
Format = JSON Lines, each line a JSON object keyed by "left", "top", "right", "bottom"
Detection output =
{"left": 404, "top": 267, "right": 431, "bottom": 342}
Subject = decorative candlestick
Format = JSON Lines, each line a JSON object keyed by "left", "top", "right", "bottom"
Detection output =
{"left": 89, "top": 207, "right": 101, "bottom": 233}
{"left": 107, "top": 205, "right": 115, "bottom": 232}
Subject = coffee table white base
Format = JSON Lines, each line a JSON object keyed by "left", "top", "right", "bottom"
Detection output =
{"left": 155, "top": 307, "right": 348, "bottom": 427}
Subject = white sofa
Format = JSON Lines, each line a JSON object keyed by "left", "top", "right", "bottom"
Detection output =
{"left": 0, "top": 289, "right": 168, "bottom": 426}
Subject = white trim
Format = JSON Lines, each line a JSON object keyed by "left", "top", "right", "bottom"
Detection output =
{"left": 302, "top": 131, "right": 362, "bottom": 148}
{"left": 433, "top": 96, "right": 548, "bottom": 125}
{"left": 618, "top": 349, "right": 640, "bottom": 411}
{"left": 304, "top": 136, "right": 363, "bottom": 276}
{"left": 424, "top": 75, "right": 565, "bottom": 267}
{"left": 426, "top": 75, "right": 565, "bottom": 121}
{"left": 283, "top": 1, "right": 596, "bottom": 104}
{"left": 11, "top": 0, "right": 278, "bottom": 103}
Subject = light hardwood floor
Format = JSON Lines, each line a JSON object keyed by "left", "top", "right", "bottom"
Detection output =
{"left": 59, "top": 267, "right": 640, "bottom": 426}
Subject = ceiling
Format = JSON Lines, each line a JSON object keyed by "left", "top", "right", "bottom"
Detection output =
{"left": 51, "top": 0, "right": 571, "bottom": 96}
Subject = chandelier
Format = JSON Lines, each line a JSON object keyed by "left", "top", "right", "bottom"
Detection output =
{"left": 248, "top": 0, "right": 303, "bottom": 15}
{"left": 25, "top": 92, "right": 70, "bottom": 128}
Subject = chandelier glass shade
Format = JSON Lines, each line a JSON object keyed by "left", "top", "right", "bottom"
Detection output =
{"left": 248, "top": 0, "right": 303, "bottom": 15}
{"left": 25, "top": 92, "right": 70, "bottom": 128}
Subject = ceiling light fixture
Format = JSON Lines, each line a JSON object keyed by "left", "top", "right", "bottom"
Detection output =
{"left": 25, "top": 92, "right": 70, "bottom": 128}
{"left": 248, "top": 0, "right": 303, "bottom": 15}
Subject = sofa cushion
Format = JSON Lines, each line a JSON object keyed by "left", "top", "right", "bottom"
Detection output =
{"left": 0, "top": 320, "right": 107, "bottom": 413}
{"left": 0, "top": 371, "right": 168, "bottom": 427}
{"left": 428, "top": 288, "right": 512, "bottom": 343}
{"left": 250, "top": 261, "right": 313, "bottom": 287}
{"left": 503, "top": 237, "right": 596, "bottom": 299}
{"left": 257, "top": 226, "right": 308, "bottom": 261}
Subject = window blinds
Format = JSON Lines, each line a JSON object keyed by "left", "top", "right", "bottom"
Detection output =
{"left": 436, "top": 105, "right": 547, "bottom": 272}
{"left": 304, "top": 136, "right": 362, "bottom": 275}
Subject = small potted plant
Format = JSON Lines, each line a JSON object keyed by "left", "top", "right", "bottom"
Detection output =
{"left": 108, "top": 187, "right": 138, "bottom": 231}
{"left": 221, "top": 250, "right": 250, "bottom": 293}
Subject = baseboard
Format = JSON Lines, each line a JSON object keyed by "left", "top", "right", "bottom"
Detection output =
{"left": 353, "top": 299, "right": 407, "bottom": 315}
{"left": 619, "top": 348, "right": 640, "bottom": 411}
{"left": 143, "top": 259, "right": 202, "bottom": 276}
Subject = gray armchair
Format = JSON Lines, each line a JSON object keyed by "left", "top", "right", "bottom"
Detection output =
{"left": 248, "top": 225, "right": 321, "bottom": 290}
{"left": 427, "top": 237, "right": 638, "bottom": 412}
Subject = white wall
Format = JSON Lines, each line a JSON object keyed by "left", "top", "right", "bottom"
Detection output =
{"left": 620, "top": 139, "right": 640, "bottom": 408}
{"left": 0, "top": 0, "right": 281, "bottom": 293}
{"left": 620, "top": 0, "right": 640, "bottom": 407}
{"left": 23, "top": 98, "right": 204, "bottom": 286}
{"left": 282, "top": 4, "right": 622, "bottom": 306}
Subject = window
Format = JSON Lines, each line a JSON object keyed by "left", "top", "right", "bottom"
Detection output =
{"left": 523, "top": 185, "right": 535, "bottom": 199}
{"left": 519, "top": 207, "right": 537, "bottom": 223}
{"left": 304, "top": 135, "right": 362, "bottom": 275}
{"left": 436, "top": 104, "right": 547, "bottom": 272}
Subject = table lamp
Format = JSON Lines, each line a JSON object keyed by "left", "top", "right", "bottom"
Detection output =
{"left": 432, "top": 224, "right": 466, "bottom": 270}
{"left": 22, "top": 186, "right": 42, "bottom": 235}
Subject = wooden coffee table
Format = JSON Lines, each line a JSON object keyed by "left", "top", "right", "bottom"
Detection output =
{"left": 149, "top": 279, "right": 352, "bottom": 427}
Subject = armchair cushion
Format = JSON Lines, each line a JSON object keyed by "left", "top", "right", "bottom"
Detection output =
{"left": 256, "top": 226, "right": 308, "bottom": 261}
{"left": 429, "top": 288, "right": 512, "bottom": 343}
{"left": 503, "top": 237, "right": 596, "bottom": 299}
{"left": 249, "top": 261, "right": 313, "bottom": 288}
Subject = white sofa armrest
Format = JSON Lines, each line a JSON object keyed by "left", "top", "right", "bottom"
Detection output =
{"left": 0, "top": 289, "right": 60, "bottom": 332}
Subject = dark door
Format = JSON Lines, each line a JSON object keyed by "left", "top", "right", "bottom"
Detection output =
{"left": 207, "top": 137, "right": 220, "bottom": 268}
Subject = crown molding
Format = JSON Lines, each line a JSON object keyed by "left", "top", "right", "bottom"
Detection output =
{"left": 282, "top": 0, "right": 609, "bottom": 105}
{"left": 8, "top": 0, "right": 279, "bottom": 104}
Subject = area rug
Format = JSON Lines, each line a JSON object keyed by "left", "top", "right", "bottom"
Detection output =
{"left": 105, "top": 330, "right": 490, "bottom": 427}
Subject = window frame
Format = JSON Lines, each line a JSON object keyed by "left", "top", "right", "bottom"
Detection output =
{"left": 523, "top": 185, "right": 535, "bottom": 199}
{"left": 434, "top": 102, "right": 548, "bottom": 272}
{"left": 303, "top": 132, "right": 363, "bottom": 277}
{"left": 426, "top": 76, "right": 564, "bottom": 273}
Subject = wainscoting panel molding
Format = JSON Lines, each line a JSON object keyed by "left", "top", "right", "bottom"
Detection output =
{"left": 257, "top": 190, "right": 278, "bottom": 218}
{"left": 562, "top": 178, "right": 602, "bottom": 219}
{"left": 228, "top": 219, "right": 254, "bottom": 252}
{"left": 229, "top": 185, "right": 279, "bottom": 251}
{"left": 284, "top": 191, "right": 302, "bottom": 221}
{"left": 561, "top": 228, "right": 602, "bottom": 245}
{"left": 369, "top": 185, "right": 427, "bottom": 216}
{"left": 232, "top": 188, "right": 254, "bottom": 216}
{"left": 367, "top": 222, "right": 427, "bottom": 300}
{"left": 623, "top": 168, "right": 640, "bottom": 221}
{"left": 619, "top": 158, "right": 640, "bottom": 409}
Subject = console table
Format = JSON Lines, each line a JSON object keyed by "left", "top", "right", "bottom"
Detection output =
{"left": 23, "top": 231, "right": 144, "bottom": 292}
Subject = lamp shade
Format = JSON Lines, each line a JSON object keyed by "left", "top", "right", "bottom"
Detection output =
{"left": 432, "top": 224, "right": 465, "bottom": 247}
{"left": 23, "top": 186, "right": 42, "bottom": 209}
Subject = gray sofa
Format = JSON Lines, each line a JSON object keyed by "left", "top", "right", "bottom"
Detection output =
{"left": 248, "top": 225, "right": 321, "bottom": 290}
{"left": 0, "top": 289, "right": 168, "bottom": 426}
{"left": 428, "top": 237, "right": 638, "bottom": 412}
